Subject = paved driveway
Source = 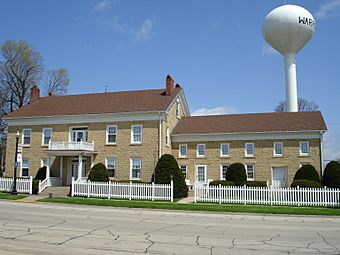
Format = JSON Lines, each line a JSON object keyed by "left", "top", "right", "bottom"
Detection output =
{"left": 0, "top": 200, "right": 339, "bottom": 254}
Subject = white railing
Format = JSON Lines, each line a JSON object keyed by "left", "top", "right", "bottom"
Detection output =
{"left": 0, "top": 176, "right": 32, "bottom": 194}
{"left": 72, "top": 178, "right": 173, "bottom": 202}
{"left": 48, "top": 140, "right": 94, "bottom": 151}
{"left": 38, "top": 178, "right": 50, "bottom": 193}
{"left": 194, "top": 184, "right": 340, "bottom": 207}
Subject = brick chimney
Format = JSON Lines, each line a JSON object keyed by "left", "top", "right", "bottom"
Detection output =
{"left": 166, "top": 75, "right": 174, "bottom": 96}
{"left": 30, "top": 86, "right": 40, "bottom": 103}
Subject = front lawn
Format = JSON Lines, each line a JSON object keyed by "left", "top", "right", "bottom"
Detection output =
{"left": 39, "top": 197, "right": 340, "bottom": 216}
{"left": 0, "top": 192, "right": 28, "bottom": 200}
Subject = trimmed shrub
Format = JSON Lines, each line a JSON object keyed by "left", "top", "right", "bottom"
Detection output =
{"left": 209, "top": 180, "right": 234, "bottom": 186}
{"left": 242, "top": 181, "right": 267, "bottom": 187}
{"left": 294, "top": 164, "right": 319, "bottom": 182}
{"left": 87, "top": 163, "right": 109, "bottom": 182}
{"left": 35, "top": 166, "right": 47, "bottom": 180}
{"left": 153, "top": 154, "right": 188, "bottom": 198}
{"left": 32, "top": 179, "right": 40, "bottom": 194}
{"left": 323, "top": 161, "right": 340, "bottom": 188}
{"left": 225, "top": 163, "right": 247, "bottom": 185}
{"left": 291, "top": 179, "right": 322, "bottom": 188}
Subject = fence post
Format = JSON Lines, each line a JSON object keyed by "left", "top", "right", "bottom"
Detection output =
{"left": 87, "top": 180, "right": 90, "bottom": 198}
{"left": 194, "top": 182, "right": 197, "bottom": 203}
{"left": 244, "top": 185, "right": 247, "bottom": 205}
{"left": 297, "top": 186, "right": 300, "bottom": 207}
{"left": 108, "top": 181, "right": 111, "bottom": 200}
{"left": 324, "top": 186, "right": 327, "bottom": 207}
{"left": 219, "top": 184, "right": 222, "bottom": 204}
{"left": 29, "top": 176, "right": 33, "bottom": 195}
{"left": 71, "top": 177, "right": 74, "bottom": 197}
{"left": 170, "top": 178, "right": 174, "bottom": 202}
{"left": 129, "top": 181, "right": 132, "bottom": 200}
{"left": 152, "top": 182, "right": 155, "bottom": 201}
{"left": 270, "top": 186, "right": 273, "bottom": 206}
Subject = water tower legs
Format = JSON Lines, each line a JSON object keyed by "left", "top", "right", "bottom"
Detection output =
{"left": 284, "top": 54, "right": 298, "bottom": 112}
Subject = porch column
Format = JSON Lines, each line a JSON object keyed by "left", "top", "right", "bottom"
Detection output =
{"left": 59, "top": 156, "right": 63, "bottom": 181}
{"left": 78, "top": 154, "right": 83, "bottom": 181}
{"left": 46, "top": 155, "right": 51, "bottom": 179}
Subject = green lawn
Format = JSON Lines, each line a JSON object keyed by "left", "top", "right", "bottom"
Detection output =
{"left": 39, "top": 197, "right": 340, "bottom": 216}
{"left": 0, "top": 192, "right": 28, "bottom": 200}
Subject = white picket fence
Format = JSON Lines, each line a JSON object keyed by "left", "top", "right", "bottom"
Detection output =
{"left": 0, "top": 176, "right": 33, "bottom": 194}
{"left": 71, "top": 178, "right": 173, "bottom": 202}
{"left": 195, "top": 184, "right": 340, "bottom": 207}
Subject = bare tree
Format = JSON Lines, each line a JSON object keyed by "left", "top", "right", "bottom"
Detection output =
{"left": 275, "top": 98, "right": 319, "bottom": 112}
{"left": 45, "top": 68, "right": 69, "bottom": 95}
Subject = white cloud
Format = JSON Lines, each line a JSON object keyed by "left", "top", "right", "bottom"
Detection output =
{"left": 315, "top": 0, "right": 340, "bottom": 19}
{"left": 323, "top": 129, "right": 340, "bottom": 164}
{"left": 261, "top": 44, "right": 279, "bottom": 56}
{"left": 134, "top": 19, "right": 153, "bottom": 42}
{"left": 191, "top": 106, "right": 238, "bottom": 116}
{"left": 111, "top": 17, "right": 128, "bottom": 33}
{"left": 94, "top": 0, "right": 111, "bottom": 12}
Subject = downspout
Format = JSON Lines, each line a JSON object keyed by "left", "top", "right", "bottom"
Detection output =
{"left": 320, "top": 131, "right": 324, "bottom": 182}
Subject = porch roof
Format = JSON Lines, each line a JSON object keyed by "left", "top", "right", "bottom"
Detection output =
{"left": 43, "top": 150, "right": 98, "bottom": 157}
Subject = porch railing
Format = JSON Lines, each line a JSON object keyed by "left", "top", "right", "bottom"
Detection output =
{"left": 48, "top": 140, "right": 94, "bottom": 151}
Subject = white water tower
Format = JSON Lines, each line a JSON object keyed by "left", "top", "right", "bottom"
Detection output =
{"left": 262, "top": 4, "right": 315, "bottom": 112}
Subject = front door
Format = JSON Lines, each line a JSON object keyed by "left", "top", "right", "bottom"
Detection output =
{"left": 195, "top": 165, "right": 207, "bottom": 186}
{"left": 67, "top": 160, "right": 87, "bottom": 185}
{"left": 272, "top": 167, "right": 287, "bottom": 188}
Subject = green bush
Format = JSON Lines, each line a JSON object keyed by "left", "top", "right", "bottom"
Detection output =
{"left": 225, "top": 163, "right": 247, "bottom": 185}
{"left": 323, "top": 161, "right": 340, "bottom": 188}
{"left": 291, "top": 179, "right": 322, "bottom": 188}
{"left": 87, "top": 163, "right": 109, "bottom": 182}
{"left": 242, "top": 181, "right": 267, "bottom": 187}
{"left": 152, "top": 154, "right": 188, "bottom": 198}
{"left": 32, "top": 179, "right": 40, "bottom": 194}
{"left": 35, "top": 166, "right": 47, "bottom": 180}
{"left": 294, "top": 164, "right": 319, "bottom": 182}
{"left": 209, "top": 180, "right": 234, "bottom": 186}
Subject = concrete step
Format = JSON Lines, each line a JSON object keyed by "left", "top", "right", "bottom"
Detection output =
{"left": 40, "top": 186, "right": 70, "bottom": 197}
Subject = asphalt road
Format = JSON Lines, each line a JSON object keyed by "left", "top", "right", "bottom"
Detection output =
{"left": 0, "top": 200, "right": 339, "bottom": 255}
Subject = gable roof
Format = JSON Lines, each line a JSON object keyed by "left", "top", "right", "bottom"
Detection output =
{"left": 172, "top": 111, "right": 327, "bottom": 135}
{"left": 6, "top": 87, "right": 182, "bottom": 118}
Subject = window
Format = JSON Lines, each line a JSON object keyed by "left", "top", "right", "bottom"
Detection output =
{"left": 220, "top": 143, "right": 230, "bottom": 157}
{"left": 220, "top": 164, "right": 229, "bottom": 180}
{"left": 245, "top": 164, "right": 255, "bottom": 180}
{"left": 21, "top": 159, "right": 30, "bottom": 177}
{"left": 131, "top": 125, "right": 142, "bottom": 144}
{"left": 106, "top": 125, "right": 117, "bottom": 144}
{"left": 166, "top": 127, "right": 170, "bottom": 147}
{"left": 71, "top": 127, "right": 88, "bottom": 142}
{"left": 42, "top": 128, "right": 52, "bottom": 146}
{"left": 299, "top": 141, "right": 309, "bottom": 156}
{"left": 179, "top": 144, "right": 188, "bottom": 158}
{"left": 180, "top": 165, "right": 187, "bottom": 179}
{"left": 197, "top": 144, "right": 206, "bottom": 157}
{"left": 176, "top": 99, "right": 180, "bottom": 118}
{"left": 22, "top": 129, "right": 31, "bottom": 146}
{"left": 245, "top": 143, "right": 255, "bottom": 157}
{"left": 273, "top": 142, "right": 283, "bottom": 156}
{"left": 41, "top": 158, "right": 48, "bottom": 167}
{"left": 196, "top": 165, "right": 207, "bottom": 182}
{"left": 106, "top": 158, "right": 116, "bottom": 178}
{"left": 130, "top": 158, "right": 141, "bottom": 179}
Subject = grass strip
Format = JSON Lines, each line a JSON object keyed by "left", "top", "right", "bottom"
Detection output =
{"left": 39, "top": 197, "right": 340, "bottom": 216}
{"left": 0, "top": 192, "right": 28, "bottom": 200}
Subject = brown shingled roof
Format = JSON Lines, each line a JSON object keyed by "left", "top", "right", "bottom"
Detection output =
{"left": 7, "top": 87, "right": 181, "bottom": 118}
{"left": 172, "top": 112, "right": 327, "bottom": 134}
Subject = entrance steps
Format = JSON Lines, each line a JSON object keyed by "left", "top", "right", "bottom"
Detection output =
{"left": 40, "top": 186, "right": 70, "bottom": 197}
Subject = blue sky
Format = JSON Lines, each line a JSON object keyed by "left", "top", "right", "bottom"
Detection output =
{"left": 1, "top": 0, "right": 339, "bottom": 161}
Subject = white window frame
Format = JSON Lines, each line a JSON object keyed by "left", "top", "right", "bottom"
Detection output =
{"left": 41, "top": 158, "right": 48, "bottom": 168}
{"left": 105, "top": 158, "right": 116, "bottom": 178}
{"left": 106, "top": 125, "right": 117, "bottom": 145}
{"left": 179, "top": 165, "right": 188, "bottom": 179}
{"left": 179, "top": 144, "right": 188, "bottom": 158}
{"left": 69, "top": 126, "right": 88, "bottom": 142}
{"left": 196, "top": 144, "right": 206, "bottom": 158}
{"left": 130, "top": 158, "right": 141, "bottom": 180}
{"left": 273, "top": 142, "right": 283, "bottom": 157}
{"left": 21, "top": 159, "right": 30, "bottom": 177}
{"left": 220, "top": 164, "right": 229, "bottom": 180}
{"left": 131, "top": 125, "right": 142, "bottom": 144}
{"left": 299, "top": 141, "right": 310, "bottom": 156}
{"left": 42, "top": 128, "right": 52, "bottom": 146}
{"left": 166, "top": 127, "right": 170, "bottom": 147}
{"left": 245, "top": 163, "right": 255, "bottom": 181}
{"left": 195, "top": 165, "right": 207, "bottom": 183}
{"left": 245, "top": 143, "right": 255, "bottom": 157}
{"left": 22, "top": 129, "right": 31, "bottom": 146}
{"left": 220, "top": 143, "right": 230, "bottom": 157}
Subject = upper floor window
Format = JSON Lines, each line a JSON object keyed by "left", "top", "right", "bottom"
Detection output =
{"left": 131, "top": 125, "right": 142, "bottom": 144}
{"left": 166, "top": 127, "right": 170, "bottom": 147}
{"left": 106, "top": 158, "right": 116, "bottom": 178}
{"left": 21, "top": 159, "right": 30, "bottom": 177}
{"left": 130, "top": 158, "right": 141, "bottom": 179}
{"left": 299, "top": 141, "right": 309, "bottom": 156}
{"left": 245, "top": 163, "right": 255, "bottom": 180}
{"left": 220, "top": 164, "right": 229, "bottom": 180}
{"left": 106, "top": 125, "right": 117, "bottom": 144}
{"left": 273, "top": 142, "right": 283, "bottom": 156}
{"left": 220, "top": 143, "right": 230, "bottom": 157}
{"left": 180, "top": 165, "right": 188, "bottom": 179}
{"left": 197, "top": 144, "right": 206, "bottom": 157}
{"left": 42, "top": 128, "right": 52, "bottom": 146}
{"left": 22, "top": 129, "right": 31, "bottom": 146}
{"left": 71, "top": 127, "right": 88, "bottom": 142}
{"left": 245, "top": 143, "right": 255, "bottom": 157}
{"left": 179, "top": 144, "right": 188, "bottom": 158}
